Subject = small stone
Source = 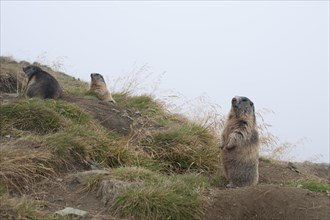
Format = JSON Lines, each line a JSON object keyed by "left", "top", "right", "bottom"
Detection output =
{"left": 5, "top": 135, "right": 10, "bottom": 138}
{"left": 56, "top": 178, "right": 63, "bottom": 182}
{"left": 55, "top": 207, "right": 87, "bottom": 218}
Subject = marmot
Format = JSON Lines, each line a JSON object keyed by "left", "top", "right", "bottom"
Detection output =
{"left": 89, "top": 73, "right": 116, "bottom": 103}
{"left": 23, "top": 65, "right": 62, "bottom": 99}
{"left": 219, "top": 96, "right": 259, "bottom": 187}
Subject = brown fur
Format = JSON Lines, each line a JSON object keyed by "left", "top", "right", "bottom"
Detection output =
{"left": 89, "top": 73, "right": 116, "bottom": 103}
{"left": 220, "top": 96, "right": 259, "bottom": 187}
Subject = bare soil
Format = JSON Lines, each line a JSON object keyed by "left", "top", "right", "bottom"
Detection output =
{"left": 204, "top": 184, "right": 330, "bottom": 220}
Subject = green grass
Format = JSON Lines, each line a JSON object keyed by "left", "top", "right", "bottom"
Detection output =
{"left": 43, "top": 99, "right": 91, "bottom": 123}
{"left": 141, "top": 123, "right": 219, "bottom": 173}
{"left": 75, "top": 167, "right": 210, "bottom": 220}
{"left": 110, "top": 167, "right": 208, "bottom": 220}
{"left": 259, "top": 156, "right": 272, "bottom": 163}
{"left": 0, "top": 99, "right": 66, "bottom": 135}
{"left": 296, "top": 180, "right": 330, "bottom": 193}
{"left": 0, "top": 99, "right": 91, "bottom": 136}
{"left": 113, "top": 93, "right": 165, "bottom": 116}
{"left": 44, "top": 125, "right": 141, "bottom": 168}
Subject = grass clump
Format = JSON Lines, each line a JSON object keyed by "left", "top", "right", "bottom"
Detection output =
{"left": 44, "top": 125, "right": 149, "bottom": 169}
{"left": 0, "top": 99, "right": 66, "bottom": 135}
{"left": 0, "top": 195, "right": 41, "bottom": 220}
{"left": 43, "top": 99, "right": 91, "bottom": 124}
{"left": 110, "top": 168, "right": 208, "bottom": 220}
{"left": 296, "top": 180, "right": 330, "bottom": 193}
{"left": 141, "top": 123, "right": 219, "bottom": 173}
{"left": 259, "top": 156, "right": 272, "bottom": 163}
{"left": 0, "top": 195, "right": 77, "bottom": 220}
{"left": 113, "top": 93, "right": 165, "bottom": 116}
{"left": 0, "top": 99, "right": 91, "bottom": 136}
{"left": 0, "top": 147, "right": 56, "bottom": 194}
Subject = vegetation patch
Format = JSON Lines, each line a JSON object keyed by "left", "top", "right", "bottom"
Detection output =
{"left": 295, "top": 180, "right": 330, "bottom": 193}
{"left": 140, "top": 123, "right": 219, "bottom": 173}
{"left": 0, "top": 99, "right": 91, "bottom": 137}
{"left": 0, "top": 147, "right": 56, "bottom": 194}
{"left": 44, "top": 125, "right": 151, "bottom": 169}
{"left": 259, "top": 156, "right": 272, "bottom": 163}
{"left": 0, "top": 99, "right": 66, "bottom": 135}
{"left": 110, "top": 168, "right": 208, "bottom": 220}
{"left": 43, "top": 99, "right": 91, "bottom": 124}
{"left": 113, "top": 93, "right": 165, "bottom": 116}
{"left": 0, "top": 195, "right": 77, "bottom": 220}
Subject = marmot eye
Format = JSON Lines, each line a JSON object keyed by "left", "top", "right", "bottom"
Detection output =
{"left": 241, "top": 97, "right": 248, "bottom": 102}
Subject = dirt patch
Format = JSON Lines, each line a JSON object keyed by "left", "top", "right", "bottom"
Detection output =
{"left": 63, "top": 95, "right": 134, "bottom": 135}
{"left": 259, "top": 161, "right": 330, "bottom": 184}
{"left": 204, "top": 184, "right": 330, "bottom": 220}
{"left": 30, "top": 173, "right": 121, "bottom": 219}
{"left": 259, "top": 161, "right": 306, "bottom": 184}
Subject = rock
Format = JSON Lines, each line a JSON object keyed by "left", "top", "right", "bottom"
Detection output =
{"left": 55, "top": 207, "right": 87, "bottom": 218}
{"left": 287, "top": 162, "right": 301, "bottom": 174}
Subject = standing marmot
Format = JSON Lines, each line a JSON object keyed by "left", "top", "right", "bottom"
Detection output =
{"left": 220, "top": 96, "right": 259, "bottom": 187}
{"left": 23, "top": 65, "right": 62, "bottom": 99}
{"left": 89, "top": 73, "right": 116, "bottom": 103}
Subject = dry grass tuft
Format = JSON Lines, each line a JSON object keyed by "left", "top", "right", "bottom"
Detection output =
{"left": 140, "top": 123, "right": 219, "bottom": 173}
{"left": 0, "top": 147, "right": 56, "bottom": 194}
{"left": 110, "top": 169, "right": 208, "bottom": 220}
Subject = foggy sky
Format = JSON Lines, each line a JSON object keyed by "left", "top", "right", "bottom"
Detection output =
{"left": 1, "top": 1, "right": 329, "bottom": 162}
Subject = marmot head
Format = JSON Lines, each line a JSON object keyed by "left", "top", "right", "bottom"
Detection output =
{"left": 231, "top": 96, "right": 256, "bottom": 122}
{"left": 90, "top": 73, "right": 105, "bottom": 83}
{"left": 23, "top": 65, "right": 42, "bottom": 78}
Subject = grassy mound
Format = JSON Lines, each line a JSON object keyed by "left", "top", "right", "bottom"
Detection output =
{"left": 44, "top": 125, "right": 146, "bottom": 169}
{"left": 111, "top": 168, "right": 208, "bottom": 220}
{"left": 83, "top": 167, "right": 209, "bottom": 220}
{"left": 0, "top": 57, "right": 221, "bottom": 219}
{"left": 0, "top": 99, "right": 90, "bottom": 136}
{"left": 141, "top": 123, "right": 219, "bottom": 173}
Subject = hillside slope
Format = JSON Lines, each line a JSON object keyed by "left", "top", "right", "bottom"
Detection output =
{"left": 0, "top": 57, "right": 329, "bottom": 220}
